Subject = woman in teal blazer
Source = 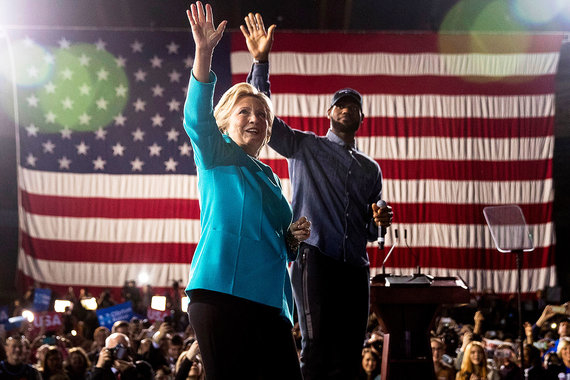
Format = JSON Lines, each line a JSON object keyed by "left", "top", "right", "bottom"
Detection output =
{"left": 183, "top": 3, "right": 310, "bottom": 379}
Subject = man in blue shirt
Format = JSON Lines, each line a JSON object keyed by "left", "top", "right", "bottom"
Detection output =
{"left": 241, "top": 13, "right": 393, "bottom": 379}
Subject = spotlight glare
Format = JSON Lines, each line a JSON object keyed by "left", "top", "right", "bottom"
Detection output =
{"left": 181, "top": 297, "right": 189, "bottom": 312}
{"left": 151, "top": 296, "right": 166, "bottom": 311}
{"left": 54, "top": 299, "right": 72, "bottom": 313}
{"left": 138, "top": 272, "right": 150, "bottom": 285}
{"left": 22, "top": 309, "right": 34, "bottom": 323}
{"left": 80, "top": 297, "right": 98, "bottom": 310}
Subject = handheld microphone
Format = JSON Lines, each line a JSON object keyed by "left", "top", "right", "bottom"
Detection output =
{"left": 376, "top": 200, "right": 387, "bottom": 249}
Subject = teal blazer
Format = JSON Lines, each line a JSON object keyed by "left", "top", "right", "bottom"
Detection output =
{"left": 183, "top": 72, "right": 295, "bottom": 323}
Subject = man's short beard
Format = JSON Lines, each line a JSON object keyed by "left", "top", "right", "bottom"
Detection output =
{"left": 331, "top": 118, "right": 360, "bottom": 134}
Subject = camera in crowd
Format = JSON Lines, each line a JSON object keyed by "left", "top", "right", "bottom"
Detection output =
{"left": 109, "top": 343, "right": 129, "bottom": 361}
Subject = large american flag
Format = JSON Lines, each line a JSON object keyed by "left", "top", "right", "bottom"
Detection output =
{"left": 5, "top": 28, "right": 563, "bottom": 297}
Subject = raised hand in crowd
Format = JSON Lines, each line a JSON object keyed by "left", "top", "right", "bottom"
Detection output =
{"left": 240, "top": 12, "right": 276, "bottom": 62}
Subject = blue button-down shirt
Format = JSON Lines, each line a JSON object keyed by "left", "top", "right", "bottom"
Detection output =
{"left": 248, "top": 63, "right": 383, "bottom": 267}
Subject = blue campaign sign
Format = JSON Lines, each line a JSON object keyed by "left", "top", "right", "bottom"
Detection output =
{"left": 96, "top": 302, "right": 134, "bottom": 329}
{"left": 33, "top": 288, "right": 52, "bottom": 312}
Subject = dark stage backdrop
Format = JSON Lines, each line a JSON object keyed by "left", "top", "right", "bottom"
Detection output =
{"left": 0, "top": 28, "right": 563, "bottom": 297}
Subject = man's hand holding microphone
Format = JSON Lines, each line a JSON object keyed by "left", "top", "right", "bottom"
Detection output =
{"left": 372, "top": 200, "right": 393, "bottom": 249}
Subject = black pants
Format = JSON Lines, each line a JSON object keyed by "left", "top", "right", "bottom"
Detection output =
{"left": 291, "top": 244, "right": 370, "bottom": 380}
{"left": 188, "top": 290, "right": 302, "bottom": 380}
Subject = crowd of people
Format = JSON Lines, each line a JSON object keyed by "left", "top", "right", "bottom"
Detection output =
{"left": 1, "top": 284, "right": 569, "bottom": 379}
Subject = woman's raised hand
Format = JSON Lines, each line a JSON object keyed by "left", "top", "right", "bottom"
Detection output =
{"left": 187, "top": 1, "right": 227, "bottom": 53}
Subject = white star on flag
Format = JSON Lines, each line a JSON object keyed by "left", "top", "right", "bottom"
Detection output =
{"left": 167, "top": 98, "right": 181, "bottom": 111}
{"left": 58, "top": 156, "right": 71, "bottom": 170}
{"left": 76, "top": 141, "right": 89, "bottom": 155}
{"left": 166, "top": 128, "right": 180, "bottom": 141}
{"left": 166, "top": 41, "right": 180, "bottom": 54}
{"left": 25, "top": 124, "right": 39, "bottom": 137}
{"left": 134, "top": 69, "right": 147, "bottom": 82}
{"left": 27, "top": 66, "right": 39, "bottom": 78}
{"left": 62, "top": 68, "right": 73, "bottom": 80}
{"left": 26, "top": 153, "right": 37, "bottom": 167}
{"left": 151, "top": 84, "right": 165, "bottom": 97}
{"left": 27, "top": 95, "right": 39, "bottom": 107}
{"left": 148, "top": 143, "right": 163, "bottom": 156}
{"left": 42, "top": 140, "right": 56, "bottom": 153}
{"left": 184, "top": 55, "right": 194, "bottom": 68}
{"left": 79, "top": 84, "right": 91, "bottom": 95}
{"left": 92, "top": 156, "right": 106, "bottom": 170}
{"left": 168, "top": 70, "right": 181, "bottom": 83}
{"left": 45, "top": 82, "right": 56, "bottom": 93}
{"left": 79, "top": 54, "right": 91, "bottom": 66}
{"left": 130, "top": 157, "right": 144, "bottom": 171}
{"left": 45, "top": 111, "right": 56, "bottom": 123}
{"left": 114, "top": 113, "right": 127, "bottom": 126}
{"left": 131, "top": 128, "right": 145, "bottom": 141}
{"left": 79, "top": 113, "right": 91, "bottom": 125}
{"left": 97, "top": 68, "right": 109, "bottom": 81}
{"left": 164, "top": 157, "right": 178, "bottom": 172}
{"left": 150, "top": 55, "right": 163, "bottom": 68}
{"left": 130, "top": 40, "right": 143, "bottom": 53}
{"left": 94, "top": 127, "right": 107, "bottom": 140}
{"left": 96, "top": 97, "right": 108, "bottom": 110}
{"left": 95, "top": 38, "right": 107, "bottom": 50}
{"left": 62, "top": 97, "right": 73, "bottom": 110}
{"left": 43, "top": 53, "right": 55, "bottom": 65}
{"left": 178, "top": 142, "right": 192, "bottom": 156}
{"left": 115, "top": 84, "right": 127, "bottom": 97}
{"left": 112, "top": 142, "right": 126, "bottom": 156}
{"left": 60, "top": 127, "right": 72, "bottom": 139}
{"left": 133, "top": 98, "right": 146, "bottom": 112}
{"left": 58, "top": 38, "right": 71, "bottom": 49}
{"left": 151, "top": 113, "right": 165, "bottom": 127}
{"left": 115, "top": 55, "right": 127, "bottom": 67}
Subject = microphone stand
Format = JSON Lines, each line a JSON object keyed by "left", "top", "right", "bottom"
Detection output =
{"left": 382, "top": 229, "right": 398, "bottom": 275}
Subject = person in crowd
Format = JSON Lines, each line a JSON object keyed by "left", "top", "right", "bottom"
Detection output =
{"left": 89, "top": 327, "right": 111, "bottom": 363}
{"left": 456, "top": 341, "right": 499, "bottom": 380}
{"left": 531, "top": 303, "right": 569, "bottom": 352}
{"left": 111, "top": 321, "right": 130, "bottom": 336}
{"left": 493, "top": 344, "right": 521, "bottom": 380}
{"left": 0, "top": 336, "right": 42, "bottom": 380}
{"left": 359, "top": 347, "right": 381, "bottom": 380}
{"left": 40, "top": 346, "right": 66, "bottom": 380}
{"left": 88, "top": 332, "right": 153, "bottom": 380}
{"left": 242, "top": 11, "right": 393, "bottom": 380}
{"left": 522, "top": 344, "right": 548, "bottom": 380}
{"left": 183, "top": 2, "right": 311, "bottom": 379}
{"left": 64, "top": 347, "right": 91, "bottom": 380}
{"left": 174, "top": 341, "right": 204, "bottom": 380}
{"left": 431, "top": 337, "right": 456, "bottom": 380}
{"left": 557, "top": 337, "right": 570, "bottom": 374}
{"left": 167, "top": 335, "right": 184, "bottom": 372}
{"left": 155, "top": 365, "right": 174, "bottom": 380}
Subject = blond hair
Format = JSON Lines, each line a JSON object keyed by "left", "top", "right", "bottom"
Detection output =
{"left": 557, "top": 336, "right": 570, "bottom": 356}
{"left": 213, "top": 83, "right": 274, "bottom": 144}
{"left": 459, "top": 341, "right": 488, "bottom": 379}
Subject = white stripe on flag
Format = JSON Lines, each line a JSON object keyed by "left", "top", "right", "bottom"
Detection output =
{"left": 231, "top": 51, "right": 561, "bottom": 76}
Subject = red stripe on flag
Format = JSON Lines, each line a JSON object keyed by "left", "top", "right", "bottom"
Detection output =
{"left": 20, "top": 192, "right": 200, "bottom": 218}
{"left": 261, "top": 159, "right": 553, "bottom": 182}
{"left": 21, "top": 232, "right": 196, "bottom": 263}
{"left": 368, "top": 246, "right": 554, "bottom": 270}
{"left": 232, "top": 33, "right": 564, "bottom": 54}
{"left": 388, "top": 203, "right": 552, "bottom": 225}
{"left": 232, "top": 74, "right": 556, "bottom": 96}
{"left": 275, "top": 117, "right": 554, "bottom": 139}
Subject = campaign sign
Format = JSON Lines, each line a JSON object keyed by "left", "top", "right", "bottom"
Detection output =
{"left": 31, "top": 311, "right": 63, "bottom": 334}
{"left": 33, "top": 288, "right": 52, "bottom": 312}
{"left": 147, "top": 307, "right": 170, "bottom": 323}
{"left": 96, "top": 302, "right": 134, "bottom": 329}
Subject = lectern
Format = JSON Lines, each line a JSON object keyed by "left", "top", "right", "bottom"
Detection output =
{"left": 370, "top": 275, "right": 470, "bottom": 380}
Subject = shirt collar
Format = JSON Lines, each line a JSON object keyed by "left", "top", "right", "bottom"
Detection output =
{"left": 326, "top": 129, "right": 356, "bottom": 150}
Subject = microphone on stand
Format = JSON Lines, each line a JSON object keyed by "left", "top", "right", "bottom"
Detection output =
{"left": 376, "top": 200, "right": 387, "bottom": 249}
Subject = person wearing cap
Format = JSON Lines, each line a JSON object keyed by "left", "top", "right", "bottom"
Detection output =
{"left": 241, "top": 13, "right": 393, "bottom": 379}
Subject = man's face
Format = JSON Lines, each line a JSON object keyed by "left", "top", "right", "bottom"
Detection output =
{"left": 559, "top": 321, "right": 568, "bottom": 337}
{"left": 327, "top": 97, "right": 363, "bottom": 135}
{"left": 431, "top": 341, "right": 444, "bottom": 363}
{"left": 4, "top": 338, "right": 25, "bottom": 366}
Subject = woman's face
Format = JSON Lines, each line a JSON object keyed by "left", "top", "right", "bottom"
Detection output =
{"left": 69, "top": 352, "right": 85, "bottom": 371}
{"left": 188, "top": 358, "right": 203, "bottom": 377}
{"left": 46, "top": 352, "right": 62, "bottom": 371}
{"left": 226, "top": 96, "right": 269, "bottom": 157}
{"left": 362, "top": 352, "right": 377, "bottom": 374}
{"left": 560, "top": 345, "right": 570, "bottom": 365}
{"left": 469, "top": 345, "right": 484, "bottom": 366}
